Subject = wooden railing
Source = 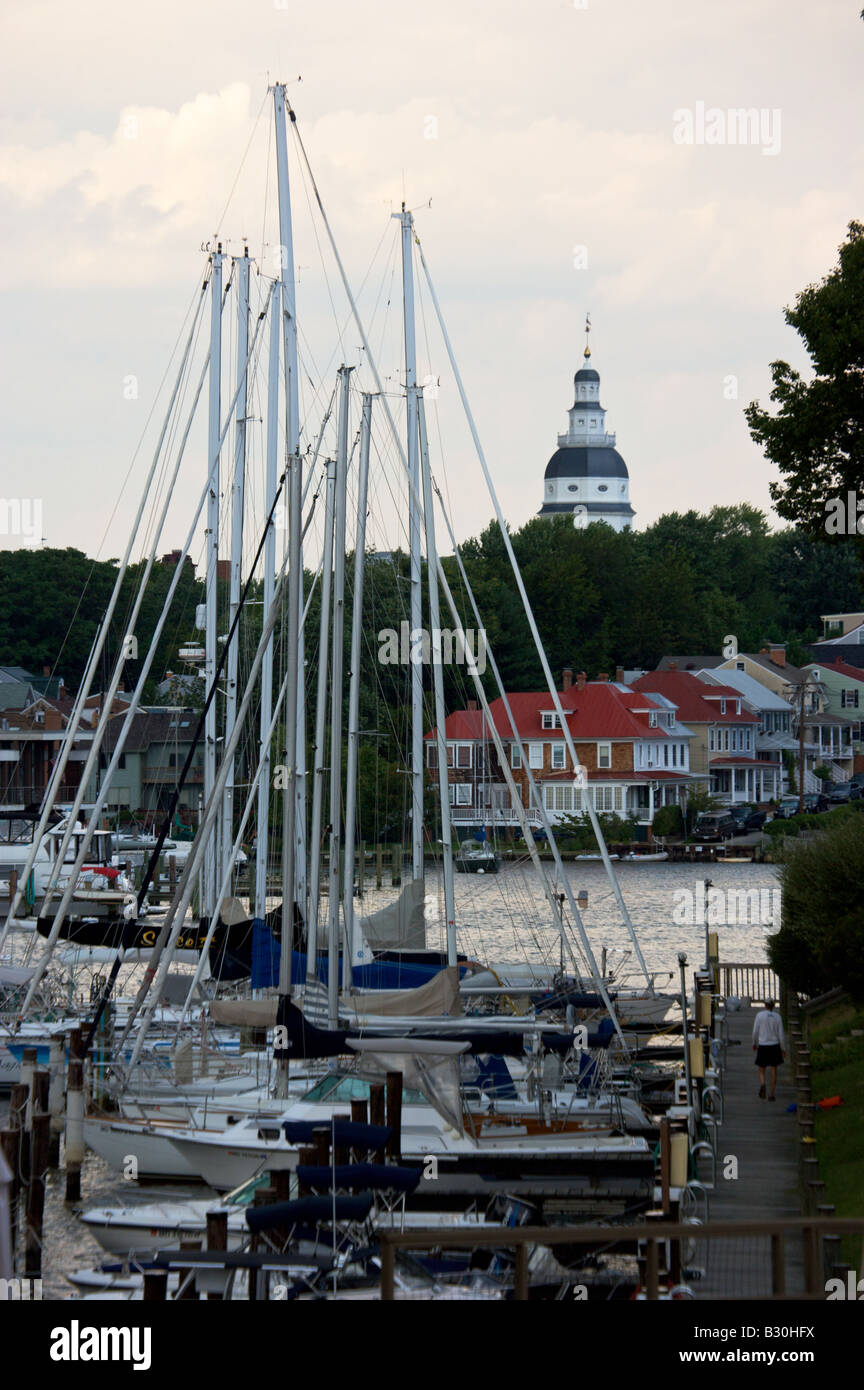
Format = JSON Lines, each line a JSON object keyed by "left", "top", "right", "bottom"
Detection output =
{"left": 379, "top": 1216, "right": 864, "bottom": 1300}
{"left": 718, "top": 962, "right": 779, "bottom": 1002}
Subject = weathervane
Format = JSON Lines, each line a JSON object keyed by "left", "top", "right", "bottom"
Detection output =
{"left": 584, "top": 313, "right": 591, "bottom": 359}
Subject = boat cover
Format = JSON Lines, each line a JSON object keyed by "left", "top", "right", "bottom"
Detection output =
{"left": 245, "top": 1194, "right": 373, "bottom": 1232}
{"left": 295, "top": 1163, "right": 422, "bottom": 1193}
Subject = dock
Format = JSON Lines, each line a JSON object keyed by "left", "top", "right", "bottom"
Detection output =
{"left": 695, "top": 1004, "right": 804, "bottom": 1297}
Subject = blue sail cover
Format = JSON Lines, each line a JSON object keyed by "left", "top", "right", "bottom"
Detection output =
{"left": 296, "top": 1163, "right": 422, "bottom": 1194}
{"left": 250, "top": 931, "right": 458, "bottom": 992}
{"left": 281, "top": 1118, "right": 392, "bottom": 1149}
{"left": 251, "top": 919, "right": 280, "bottom": 989}
{"left": 245, "top": 1194, "right": 373, "bottom": 1233}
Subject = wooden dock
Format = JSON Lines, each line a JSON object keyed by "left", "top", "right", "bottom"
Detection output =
{"left": 695, "top": 1005, "right": 804, "bottom": 1297}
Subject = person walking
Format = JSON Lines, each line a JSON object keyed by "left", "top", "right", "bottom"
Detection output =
{"left": 753, "top": 998, "right": 786, "bottom": 1101}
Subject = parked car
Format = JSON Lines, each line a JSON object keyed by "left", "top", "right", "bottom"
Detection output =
{"left": 773, "top": 796, "right": 802, "bottom": 820}
{"left": 827, "top": 782, "right": 853, "bottom": 803}
{"left": 850, "top": 783, "right": 864, "bottom": 801}
{"left": 802, "top": 792, "right": 830, "bottom": 813}
{"left": 728, "top": 803, "right": 768, "bottom": 832}
{"left": 692, "top": 811, "right": 738, "bottom": 842}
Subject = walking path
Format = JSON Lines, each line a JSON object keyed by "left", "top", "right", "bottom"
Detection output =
{"left": 696, "top": 1004, "right": 804, "bottom": 1297}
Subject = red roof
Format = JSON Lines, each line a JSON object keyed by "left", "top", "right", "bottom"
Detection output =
{"left": 631, "top": 670, "right": 758, "bottom": 725}
{"left": 425, "top": 682, "right": 671, "bottom": 743}
{"left": 809, "top": 657, "right": 864, "bottom": 683}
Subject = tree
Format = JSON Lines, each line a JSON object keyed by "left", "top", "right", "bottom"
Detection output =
{"left": 768, "top": 812, "right": 864, "bottom": 1000}
{"left": 745, "top": 221, "right": 864, "bottom": 540}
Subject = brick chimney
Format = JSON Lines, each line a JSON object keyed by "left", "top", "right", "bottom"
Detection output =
{"left": 596, "top": 672, "right": 608, "bottom": 682}
{"left": 562, "top": 668, "right": 573, "bottom": 691}
{"left": 576, "top": 671, "right": 587, "bottom": 690}
{"left": 615, "top": 666, "right": 624, "bottom": 684}
{"left": 767, "top": 644, "right": 786, "bottom": 667}
{"left": 668, "top": 661, "right": 679, "bottom": 671}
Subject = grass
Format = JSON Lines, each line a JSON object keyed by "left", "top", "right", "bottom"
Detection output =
{"left": 808, "top": 1000, "right": 864, "bottom": 1262}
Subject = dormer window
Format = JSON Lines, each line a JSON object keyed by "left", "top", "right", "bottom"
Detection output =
{"left": 720, "top": 699, "right": 726, "bottom": 714}
{"left": 649, "top": 712, "right": 658, "bottom": 727}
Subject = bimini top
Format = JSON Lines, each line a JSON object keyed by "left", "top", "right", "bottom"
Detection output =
{"left": 544, "top": 446, "right": 630, "bottom": 480}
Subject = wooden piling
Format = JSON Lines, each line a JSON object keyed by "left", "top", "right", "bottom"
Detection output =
{"left": 64, "top": 1056, "right": 85, "bottom": 1203}
{"left": 0, "top": 1127, "right": 18, "bottom": 1263}
{"left": 312, "top": 1126, "right": 330, "bottom": 1166}
{"left": 24, "top": 1112, "right": 49, "bottom": 1277}
{"left": 391, "top": 844, "right": 401, "bottom": 887}
{"left": 205, "top": 1209, "right": 228, "bottom": 1300}
{"left": 385, "top": 1070, "right": 402, "bottom": 1162}
{"left": 369, "top": 1083, "right": 387, "bottom": 1162}
{"left": 143, "top": 1269, "right": 168, "bottom": 1301}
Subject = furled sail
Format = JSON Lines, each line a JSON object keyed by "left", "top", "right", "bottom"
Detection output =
{"left": 341, "top": 965, "right": 462, "bottom": 1019}
{"left": 358, "top": 878, "right": 426, "bottom": 951}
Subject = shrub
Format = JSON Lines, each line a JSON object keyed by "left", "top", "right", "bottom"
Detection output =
{"left": 652, "top": 804, "right": 684, "bottom": 838}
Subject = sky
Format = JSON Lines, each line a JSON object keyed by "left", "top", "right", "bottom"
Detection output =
{"left": 0, "top": 0, "right": 861, "bottom": 565}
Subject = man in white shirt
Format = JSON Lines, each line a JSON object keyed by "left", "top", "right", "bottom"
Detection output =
{"left": 752, "top": 999, "right": 786, "bottom": 1101}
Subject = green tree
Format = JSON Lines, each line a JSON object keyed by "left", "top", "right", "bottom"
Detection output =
{"left": 745, "top": 221, "right": 864, "bottom": 540}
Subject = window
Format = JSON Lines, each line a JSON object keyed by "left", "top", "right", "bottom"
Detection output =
{"left": 541, "top": 713, "right": 561, "bottom": 729}
{"left": 649, "top": 712, "right": 658, "bottom": 728}
{"left": 597, "top": 742, "right": 611, "bottom": 769}
{"left": 456, "top": 745, "right": 471, "bottom": 769}
{"left": 663, "top": 744, "right": 669, "bottom": 766}
{"left": 446, "top": 746, "right": 454, "bottom": 767}
{"left": 709, "top": 728, "right": 715, "bottom": 752}
{"left": 551, "top": 743, "right": 566, "bottom": 770}
{"left": 842, "top": 688, "right": 860, "bottom": 709}
{"left": 597, "top": 485, "right": 608, "bottom": 492}
{"left": 426, "top": 744, "right": 438, "bottom": 769}
{"left": 511, "top": 742, "right": 522, "bottom": 769}
{"left": 736, "top": 661, "right": 745, "bottom": 670}
{"left": 455, "top": 783, "right": 472, "bottom": 805}
{"left": 568, "top": 485, "right": 579, "bottom": 493}
{"left": 529, "top": 743, "right": 543, "bottom": 769}
{"left": 720, "top": 699, "right": 726, "bottom": 714}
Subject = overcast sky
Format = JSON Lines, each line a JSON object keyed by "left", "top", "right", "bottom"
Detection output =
{"left": 0, "top": 0, "right": 861, "bottom": 565}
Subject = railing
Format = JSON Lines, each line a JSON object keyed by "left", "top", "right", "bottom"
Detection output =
{"left": 718, "top": 962, "right": 779, "bottom": 1002}
{"left": 378, "top": 1216, "right": 864, "bottom": 1300}
{"left": 142, "top": 766, "right": 204, "bottom": 783}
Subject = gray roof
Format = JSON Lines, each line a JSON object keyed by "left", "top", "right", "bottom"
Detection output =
{"left": 538, "top": 501, "right": 635, "bottom": 516}
{"left": 101, "top": 710, "right": 199, "bottom": 754}
{"left": 695, "top": 667, "right": 792, "bottom": 711}
{"left": 657, "top": 655, "right": 722, "bottom": 671}
{"left": 544, "top": 446, "right": 629, "bottom": 480}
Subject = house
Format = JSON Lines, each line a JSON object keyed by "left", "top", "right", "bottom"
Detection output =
{"left": 425, "top": 670, "right": 697, "bottom": 834}
{"left": 0, "top": 664, "right": 66, "bottom": 711}
{"left": 801, "top": 658, "right": 864, "bottom": 774}
{"left": 0, "top": 697, "right": 96, "bottom": 808}
{"left": 715, "top": 644, "right": 857, "bottom": 787}
{"left": 809, "top": 613, "right": 864, "bottom": 672}
{"left": 86, "top": 708, "right": 204, "bottom": 820}
{"left": 693, "top": 667, "right": 796, "bottom": 795}
{"left": 630, "top": 668, "right": 774, "bottom": 804}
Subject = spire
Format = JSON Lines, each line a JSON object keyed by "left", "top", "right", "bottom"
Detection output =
{"left": 584, "top": 312, "right": 591, "bottom": 360}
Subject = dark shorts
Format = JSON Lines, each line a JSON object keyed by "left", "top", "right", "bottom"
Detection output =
{"left": 755, "top": 1044, "right": 784, "bottom": 1067}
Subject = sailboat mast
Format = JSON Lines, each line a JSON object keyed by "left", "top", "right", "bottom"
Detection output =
{"left": 397, "top": 205, "right": 425, "bottom": 881}
{"left": 307, "top": 455, "right": 336, "bottom": 980}
{"left": 222, "top": 247, "right": 249, "bottom": 885}
{"left": 253, "top": 288, "right": 281, "bottom": 939}
{"left": 417, "top": 393, "right": 457, "bottom": 967}
{"left": 203, "top": 244, "right": 224, "bottom": 926}
{"left": 327, "top": 366, "right": 352, "bottom": 1024}
{"left": 273, "top": 83, "right": 302, "bottom": 1002}
{"left": 343, "top": 392, "right": 373, "bottom": 984}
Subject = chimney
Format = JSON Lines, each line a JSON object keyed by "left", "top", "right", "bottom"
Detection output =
{"left": 467, "top": 699, "right": 478, "bottom": 711}
{"left": 668, "top": 661, "right": 679, "bottom": 671}
{"left": 562, "top": 668, "right": 573, "bottom": 691}
{"left": 615, "top": 666, "right": 624, "bottom": 684}
{"left": 768, "top": 644, "right": 786, "bottom": 667}
{"left": 596, "top": 672, "right": 608, "bottom": 682}
{"left": 576, "top": 671, "right": 587, "bottom": 690}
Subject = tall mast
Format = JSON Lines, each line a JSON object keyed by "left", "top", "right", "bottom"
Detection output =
{"left": 417, "top": 393, "right": 457, "bottom": 967}
{"left": 203, "top": 244, "right": 224, "bottom": 926}
{"left": 343, "top": 393, "right": 373, "bottom": 982}
{"left": 253, "top": 287, "right": 281, "bottom": 943}
{"left": 306, "top": 456, "right": 336, "bottom": 982}
{"left": 273, "top": 83, "right": 302, "bottom": 1016}
{"left": 327, "top": 366, "right": 352, "bottom": 1024}
{"left": 396, "top": 204, "right": 425, "bottom": 881}
{"left": 222, "top": 247, "right": 249, "bottom": 885}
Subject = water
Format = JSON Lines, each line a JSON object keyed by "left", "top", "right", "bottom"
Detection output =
{"left": 5, "top": 857, "right": 779, "bottom": 1296}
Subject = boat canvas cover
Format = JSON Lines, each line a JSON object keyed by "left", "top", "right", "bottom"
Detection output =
{"left": 352, "top": 1048, "right": 466, "bottom": 1138}
{"left": 358, "top": 879, "right": 426, "bottom": 951}
{"left": 281, "top": 1119, "right": 391, "bottom": 1150}
{"left": 245, "top": 1194, "right": 373, "bottom": 1233}
{"left": 296, "top": 1163, "right": 422, "bottom": 1194}
{"left": 340, "top": 965, "right": 462, "bottom": 1020}
{"left": 209, "top": 997, "right": 279, "bottom": 1028}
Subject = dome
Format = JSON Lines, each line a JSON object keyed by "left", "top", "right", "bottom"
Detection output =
{"left": 573, "top": 366, "right": 600, "bottom": 384}
{"left": 544, "top": 446, "right": 630, "bottom": 481}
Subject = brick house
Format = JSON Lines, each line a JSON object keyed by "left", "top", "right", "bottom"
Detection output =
{"left": 425, "top": 670, "right": 697, "bottom": 834}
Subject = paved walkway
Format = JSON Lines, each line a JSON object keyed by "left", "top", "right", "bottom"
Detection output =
{"left": 695, "top": 1005, "right": 804, "bottom": 1298}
